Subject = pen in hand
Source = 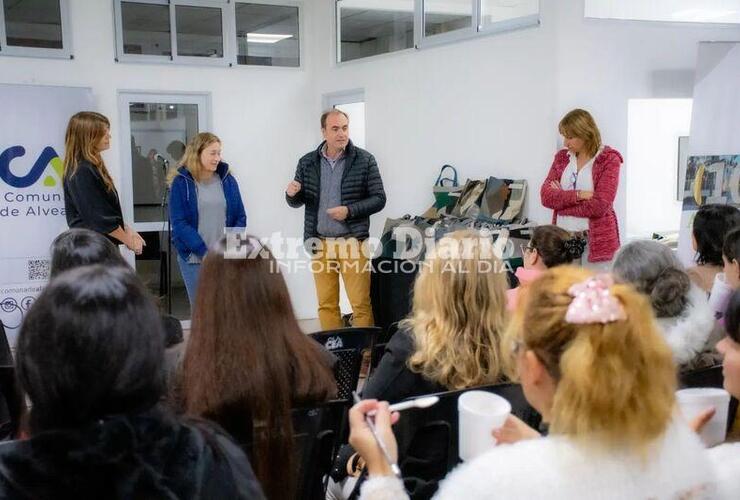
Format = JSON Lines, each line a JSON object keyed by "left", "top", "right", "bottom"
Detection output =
{"left": 352, "top": 391, "right": 402, "bottom": 477}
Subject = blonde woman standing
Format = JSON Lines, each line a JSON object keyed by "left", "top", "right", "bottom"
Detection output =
{"left": 540, "top": 109, "right": 623, "bottom": 265}
{"left": 350, "top": 267, "right": 717, "bottom": 499}
{"left": 63, "top": 112, "right": 144, "bottom": 254}
{"left": 169, "top": 132, "right": 246, "bottom": 305}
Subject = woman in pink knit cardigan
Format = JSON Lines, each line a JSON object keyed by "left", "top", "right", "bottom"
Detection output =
{"left": 540, "top": 109, "right": 623, "bottom": 264}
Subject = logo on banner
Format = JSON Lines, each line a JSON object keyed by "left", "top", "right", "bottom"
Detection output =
{"left": 0, "top": 145, "right": 63, "bottom": 188}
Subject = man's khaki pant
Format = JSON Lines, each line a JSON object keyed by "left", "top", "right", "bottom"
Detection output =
{"left": 312, "top": 238, "right": 374, "bottom": 330}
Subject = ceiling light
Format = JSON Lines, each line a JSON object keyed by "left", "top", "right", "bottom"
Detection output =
{"left": 246, "top": 33, "right": 292, "bottom": 44}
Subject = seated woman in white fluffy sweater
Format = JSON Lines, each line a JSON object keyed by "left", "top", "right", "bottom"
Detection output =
{"left": 349, "top": 267, "right": 718, "bottom": 500}
{"left": 612, "top": 240, "right": 718, "bottom": 370}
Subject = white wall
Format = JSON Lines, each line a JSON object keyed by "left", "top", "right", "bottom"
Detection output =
{"left": 0, "top": 0, "right": 322, "bottom": 318}
{"left": 626, "top": 99, "right": 692, "bottom": 239}
{"left": 309, "top": 0, "right": 740, "bottom": 249}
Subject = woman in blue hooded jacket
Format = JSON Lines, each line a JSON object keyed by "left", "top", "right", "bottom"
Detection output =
{"left": 169, "top": 132, "right": 246, "bottom": 305}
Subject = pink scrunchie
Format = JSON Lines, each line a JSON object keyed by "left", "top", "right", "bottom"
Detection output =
{"left": 565, "top": 274, "right": 626, "bottom": 324}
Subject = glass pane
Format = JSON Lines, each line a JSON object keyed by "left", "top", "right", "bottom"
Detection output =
{"left": 128, "top": 102, "right": 199, "bottom": 223}
{"left": 481, "top": 0, "right": 539, "bottom": 27}
{"left": 424, "top": 0, "right": 472, "bottom": 37}
{"left": 121, "top": 2, "right": 172, "bottom": 56}
{"left": 335, "top": 102, "right": 366, "bottom": 149}
{"left": 585, "top": 0, "right": 740, "bottom": 24}
{"left": 236, "top": 3, "right": 299, "bottom": 67}
{"left": 135, "top": 230, "right": 191, "bottom": 320}
{"left": 4, "top": 0, "right": 62, "bottom": 49}
{"left": 176, "top": 5, "right": 224, "bottom": 58}
{"left": 339, "top": 0, "right": 414, "bottom": 62}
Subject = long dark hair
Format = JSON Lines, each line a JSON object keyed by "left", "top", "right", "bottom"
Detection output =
{"left": 181, "top": 236, "right": 336, "bottom": 500}
{"left": 63, "top": 111, "right": 116, "bottom": 192}
{"left": 17, "top": 266, "right": 165, "bottom": 433}
{"left": 50, "top": 228, "right": 128, "bottom": 278}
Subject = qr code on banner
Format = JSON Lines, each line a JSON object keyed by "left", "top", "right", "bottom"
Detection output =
{"left": 27, "top": 259, "right": 50, "bottom": 281}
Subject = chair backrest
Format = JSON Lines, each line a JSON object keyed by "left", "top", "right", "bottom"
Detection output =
{"left": 392, "top": 383, "right": 541, "bottom": 498}
{"left": 370, "top": 258, "right": 419, "bottom": 343}
{"left": 679, "top": 364, "right": 739, "bottom": 433}
{"left": 292, "top": 400, "right": 349, "bottom": 500}
{"left": 310, "top": 328, "right": 380, "bottom": 400}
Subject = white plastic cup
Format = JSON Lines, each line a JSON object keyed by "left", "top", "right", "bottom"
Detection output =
{"left": 676, "top": 388, "right": 730, "bottom": 447}
{"left": 458, "top": 391, "right": 511, "bottom": 461}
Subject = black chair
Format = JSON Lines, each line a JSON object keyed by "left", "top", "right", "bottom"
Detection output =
{"left": 292, "top": 400, "right": 350, "bottom": 500}
{"left": 391, "top": 383, "right": 542, "bottom": 500}
{"left": 679, "top": 364, "right": 739, "bottom": 433}
{"left": 309, "top": 327, "right": 380, "bottom": 401}
{"left": 370, "top": 258, "right": 419, "bottom": 343}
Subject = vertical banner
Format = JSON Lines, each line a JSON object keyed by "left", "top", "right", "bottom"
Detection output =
{"left": 677, "top": 42, "right": 740, "bottom": 266}
{"left": 0, "top": 84, "right": 93, "bottom": 343}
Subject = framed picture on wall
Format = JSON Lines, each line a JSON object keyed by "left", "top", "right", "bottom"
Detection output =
{"left": 677, "top": 136, "right": 690, "bottom": 201}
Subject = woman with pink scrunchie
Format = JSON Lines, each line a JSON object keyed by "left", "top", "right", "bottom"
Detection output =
{"left": 348, "top": 268, "right": 716, "bottom": 499}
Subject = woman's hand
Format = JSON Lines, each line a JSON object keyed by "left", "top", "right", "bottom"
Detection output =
{"left": 125, "top": 226, "right": 146, "bottom": 255}
{"left": 577, "top": 190, "right": 594, "bottom": 200}
{"left": 689, "top": 407, "right": 716, "bottom": 435}
{"left": 348, "top": 399, "right": 400, "bottom": 477}
{"left": 549, "top": 180, "right": 562, "bottom": 190}
{"left": 491, "top": 415, "right": 541, "bottom": 445}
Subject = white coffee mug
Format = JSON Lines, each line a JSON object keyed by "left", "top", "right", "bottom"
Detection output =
{"left": 676, "top": 387, "right": 730, "bottom": 447}
{"left": 458, "top": 391, "right": 511, "bottom": 461}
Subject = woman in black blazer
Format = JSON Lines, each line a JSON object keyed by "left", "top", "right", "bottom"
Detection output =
{"left": 62, "top": 112, "right": 144, "bottom": 254}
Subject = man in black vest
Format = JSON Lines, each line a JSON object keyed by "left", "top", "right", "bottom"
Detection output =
{"left": 286, "top": 109, "right": 386, "bottom": 329}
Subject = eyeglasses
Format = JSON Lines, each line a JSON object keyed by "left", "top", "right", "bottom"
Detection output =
{"left": 520, "top": 243, "right": 535, "bottom": 255}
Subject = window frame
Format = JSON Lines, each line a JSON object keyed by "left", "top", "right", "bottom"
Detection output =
{"left": 335, "top": 0, "right": 540, "bottom": 64}
{"left": 0, "top": 0, "right": 73, "bottom": 59}
{"left": 171, "top": 0, "right": 234, "bottom": 66}
{"left": 234, "top": 0, "right": 303, "bottom": 69}
{"left": 113, "top": 0, "right": 302, "bottom": 68}
{"left": 114, "top": 0, "right": 173, "bottom": 64}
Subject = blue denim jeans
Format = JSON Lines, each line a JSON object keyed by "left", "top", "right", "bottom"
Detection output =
{"left": 177, "top": 254, "right": 201, "bottom": 307}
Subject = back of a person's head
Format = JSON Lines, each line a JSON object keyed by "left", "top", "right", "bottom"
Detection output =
{"left": 508, "top": 266, "right": 675, "bottom": 451}
{"left": 50, "top": 228, "right": 128, "bottom": 278}
{"left": 404, "top": 230, "right": 509, "bottom": 390}
{"left": 726, "top": 289, "right": 740, "bottom": 343}
{"left": 18, "top": 265, "right": 165, "bottom": 433}
{"left": 612, "top": 240, "right": 690, "bottom": 318}
{"left": 693, "top": 204, "right": 740, "bottom": 266}
{"left": 723, "top": 227, "right": 740, "bottom": 264}
{"left": 530, "top": 225, "right": 586, "bottom": 267}
{"left": 182, "top": 235, "right": 335, "bottom": 500}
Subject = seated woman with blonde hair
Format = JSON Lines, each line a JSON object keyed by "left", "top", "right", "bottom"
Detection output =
{"left": 328, "top": 230, "right": 509, "bottom": 499}
{"left": 350, "top": 267, "right": 717, "bottom": 499}
{"left": 363, "top": 230, "right": 510, "bottom": 403}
